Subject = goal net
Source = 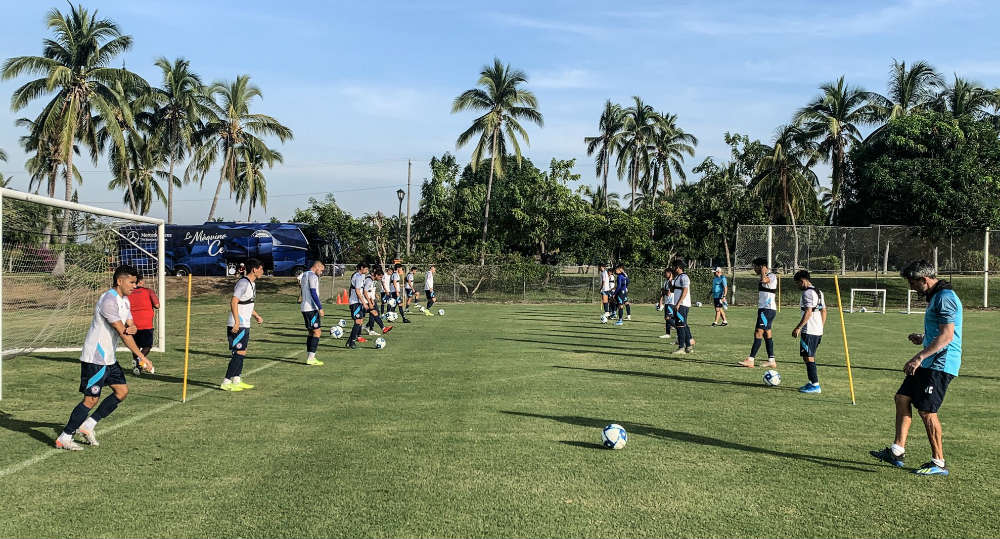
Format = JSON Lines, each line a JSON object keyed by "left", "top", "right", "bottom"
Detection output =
{"left": 905, "top": 289, "right": 927, "bottom": 315}
{"left": 1, "top": 188, "right": 165, "bottom": 399}
{"left": 849, "top": 288, "right": 886, "bottom": 313}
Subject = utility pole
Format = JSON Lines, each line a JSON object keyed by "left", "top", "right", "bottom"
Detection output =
{"left": 406, "top": 159, "right": 412, "bottom": 257}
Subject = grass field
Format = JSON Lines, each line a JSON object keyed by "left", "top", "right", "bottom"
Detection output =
{"left": 1, "top": 290, "right": 999, "bottom": 538}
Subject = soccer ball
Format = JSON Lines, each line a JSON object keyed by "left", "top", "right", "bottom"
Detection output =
{"left": 600, "top": 313, "right": 609, "bottom": 324}
{"left": 438, "top": 309, "right": 445, "bottom": 316}
{"left": 601, "top": 423, "right": 628, "bottom": 450}
{"left": 386, "top": 312, "right": 398, "bottom": 322}
{"left": 695, "top": 301, "right": 703, "bottom": 307}
{"left": 374, "top": 337, "right": 386, "bottom": 349}
{"left": 656, "top": 304, "right": 663, "bottom": 312}
{"left": 859, "top": 307, "right": 868, "bottom": 313}
{"left": 387, "top": 297, "right": 398, "bottom": 308}
{"left": 330, "top": 326, "right": 344, "bottom": 338}
{"left": 338, "top": 319, "right": 346, "bottom": 327}
{"left": 763, "top": 369, "right": 781, "bottom": 386}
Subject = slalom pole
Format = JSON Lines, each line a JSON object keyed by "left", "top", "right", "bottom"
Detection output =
{"left": 182, "top": 274, "right": 193, "bottom": 402}
{"left": 833, "top": 275, "right": 857, "bottom": 405}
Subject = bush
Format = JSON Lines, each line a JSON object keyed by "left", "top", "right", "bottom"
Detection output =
{"left": 805, "top": 255, "right": 841, "bottom": 271}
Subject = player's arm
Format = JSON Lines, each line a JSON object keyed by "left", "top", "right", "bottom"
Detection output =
{"left": 355, "top": 285, "right": 369, "bottom": 309}
{"left": 905, "top": 323, "right": 954, "bottom": 375}
{"left": 760, "top": 272, "right": 771, "bottom": 284}
{"left": 230, "top": 296, "right": 241, "bottom": 333}
{"left": 150, "top": 289, "right": 160, "bottom": 310}
{"left": 111, "top": 320, "right": 148, "bottom": 364}
{"left": 792, "top": 307, "right": 811, "bottom": 337}
{"left": 723, "top": 279, "right": 728, "bottom": 299}
{"left": 309, "top": 282, "right": 323, "bottom": 316}
{"left": 252, "top": 309, "right": 263, "bottom": 324}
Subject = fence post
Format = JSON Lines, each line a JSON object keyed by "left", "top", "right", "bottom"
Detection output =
{"left": 766, "top": 225, "right": 773, "bottom": 269}
{"left": 732, "top": 227, "right": 741, "bottom": 305}
{"left": 984, "top": 227, "right": 990, "bottom": 308}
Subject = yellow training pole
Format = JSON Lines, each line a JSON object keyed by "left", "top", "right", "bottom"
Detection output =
{"left": 833, "top": 275, "right": 857, "bottom": 405}
{"left": 182, "top": 274, "right": 193, "bottom": 402}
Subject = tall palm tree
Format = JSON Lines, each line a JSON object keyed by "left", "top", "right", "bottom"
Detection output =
{"left": 2, "top": 4, "right": 146, "bottom": 243}
{"left": 234, "top": 145, "right": 282, "bottom": 220}
{"left": 148, "top": 57, "right": 208, "bottom": 223}
{"left": 934, "top": 75, "right": 1000, "bottom": 119}
{"left": 648, "top": 113, "right": 697, "bottom": 199}
{"left": 452, "top": 58, "right": 543, "bottom": 264}
{"left": 578, "top": 184, "right": 620, "bottom": 212}
{"left": 866, "top": 59, "right": 942, "bottom": 141}
{"left": 107, "top": 130, "right": 178, "bottom": 215}
{"left": 17, "top": 115, "right": 82, "bottom": 247}
{"left": 584, "top": 100, "right": 623, "bottom": 212}
{"left": 795, "top": 76, "right": 873, "bottom": 223}
{"left": 616, "top": 97, "right": 661, "bottom": 213}
{"left": 189, "top": 75, "right": 293, "bottom": 221}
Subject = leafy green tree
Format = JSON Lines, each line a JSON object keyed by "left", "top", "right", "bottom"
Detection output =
{"left": 2, "top": 3, "right": 146, "bottom": 241}
{"left": 578, "top": 184, "right": 620, "bottom": 212}
{"left": 584, "top": 100, "right": 623, "bottom": 212}
{"left": 452, "top": 58, "right": 543, "bottom": 264}
{"left": 190, "top": 75, "right": 292, "bottom": 221}
{"left": 616, "top": 97, "right": 661, "bottom": 213}
{"left": 292, "top": 195, "right": 368, "bottom": 261}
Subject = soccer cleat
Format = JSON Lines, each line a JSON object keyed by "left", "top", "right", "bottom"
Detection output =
{"left": 367, "top": 329, "right": 377, "bottom": 336}
{"left": 721, "top": 322, "right": 729, "bottom": 326}
{"left": 55, "top": 435, "right": 84, "bottom": 451}
{"left": 403, "top": 318, "right": 412, "bottom": 323}
{"left": 799, "top": 383, "right": 822, "bottom": 394}
{"left": 358, "top": 337, "right": 367, "bottom": 343}
{"left": 671, "top": 347, "right": 687, "bottom": 355}
{"left": 424, "top": 309, "right": 433, "bottom": 316}
{"left": 614, "top": 320, "right": 624, "bottom": 326}
{"left": 305, "top": 358, "right": 324, "bottom": 366}
{"left": 738, "top": 358, "right": 755, "bottom": 368}
{"left": 382, "top": 326, "right": 393, "bottom": 334}
{"left": 684, "top": 346, "right": 694, "bottom": 354}
{"left": 712, "top": 322, "right": 718, "bottom": 327}
{"left": 346, "top": 341, "right": 358, "bottom": 349}
{"left": 869, "top": 447, "right": 905, "bottom": 468}
{"left": 658, "top": 334, "right": 671, "bottom": 339}
{"left": 220, "top": 381, "right": 243, "bottom": 392}
{"left": 626, "top": 315, "right": 631, "bottom": 321}
{"left": 235, "top": 381, "right": 254, "bottom": 390}
{"left": 760, "top": 359, "right": 777, "bottom": 369}
{"left": 913, "top": 462, "right": 949, "bottom": 476}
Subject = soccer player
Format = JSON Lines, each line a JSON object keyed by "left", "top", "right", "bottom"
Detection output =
{"left": 221, "top": 258, "right": 264, "bottom": 391}
{"left": 612, "top": 264, "right": 629, "bottom": 326}
{"left": 424, "top": 265, "right": 437, "bottom": 314}
{"left": 739, "top": 257, "right": 778, "bottom": 368}
{"left": 379, "top": 264, "right": 392, "bottom": 314}
{"left": 346, "top": 262, "right": 371, "bottom": 349}
{"left": 300, "top": 260, "right": 325, "bottom": 366}
{"left": 870, "top": 260, "right": 962, "bottom": 476}
{"left": 55, "top": 264, "right": 153, "bottom": 450}
{"left": 128, "top": 273, "right": 159, "bottom": 376}
{"left": 364, "top": 267, "right": 393, "bottom": 336}
{"left": 404, "top": 266, "right": 419, "bottom": 312}
{"left": 392, "top": 264, "right": 411, "bottom": 323}
{"left": 671, "top": 259, "right": 694, "bottom": 354}
{"left": 711, "top": 267, "right": 729, "bottom": 327}
{"left": 791, "top": 270, "right": 826, "bottom": 393}
{"left": 657, "top": 267, "right": 675, "bottom": 339}
{"left": 599, "top": 263, "right": 612, "bottom": 319}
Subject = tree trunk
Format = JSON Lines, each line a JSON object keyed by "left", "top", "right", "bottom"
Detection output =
{"left": 630, "top": 161, "right": 636, "bottom": 214}
{"left": 41, "top": 169, "right": 57, "bottom": 249}
{"left": 167, "top": 153, "right": 176, "bottom": 224}
{"left": 724, "top": 235, "right": 732, "bottom": 271}
{"left": 602, "top": 156, "right": 609, "bottom": 216}
{"left": 830, "top": 142, "right": 843, "bottom": 224}
{"left": 479, "top": 130, "right": 498, "bottom": 266}
{"left": 206, "top": 151, "right": 229, "bottom": 221}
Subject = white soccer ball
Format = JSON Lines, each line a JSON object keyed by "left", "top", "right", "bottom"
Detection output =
{"left": 600, "top": 313, "right": 609, "bottom": 324}
{"left": 374, "top": 337, "right": 386, "bottom": 349}
{"left": 338, "top": 319, "right": 346, "bottom": 327}
{"left": 330, "top": 326, "right": 344, "bottom": 338}
{"left": 695, "top": 301, "right": 703, "bottom": 307}
{"left": 656, "top": 304, "right": 663, "bottom": 312}
{"left": 387, "top": 297, "right": 398, "bottom": 308}
{"left": 859, "top": 307, "right": 868, "bottom": 313}
{"left": 763, "top": 369, "right": 781, "bottom": 386}
{"left": 387, "top": 312, "right": 398, "bottom": 322}
{"left": 601, "top": 423, "right": 628, "bottom": 450}
{"left": 438, "top": 309, "right": 445, "bottom": 316}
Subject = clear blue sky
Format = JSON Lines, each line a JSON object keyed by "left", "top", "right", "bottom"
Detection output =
{"left": 1, "top": 0, "right": 997, "bottom": 224}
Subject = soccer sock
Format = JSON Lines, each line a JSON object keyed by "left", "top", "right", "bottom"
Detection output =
{"left": 932, "top": 458, "right": 945, "bottom": 467}
{"left": 89, "top": 394, "right": 121, "bottom": 422}
{"left": 349, "top": 323, "right": 362, "bottom": 343}
{"left": 308, "top": 336, "right": 319, "bottom": 353}
{"left": 805, "top": 361, "right": 819, "bottom": 384}
{"left": 749, "top": 338, "right": 762, "bottom": 358}
{"left": 62, "top": 401, "right": 92, "bottom": 435}
{"left": 684, "top": 327, "right": 693, "bottom": 348}
{"left": 765, "top": 338, "right": 775, "bottom": 358}
{"left": 372, "top": 315, "right": 385, "bottom": 329}
{"left": 397, "top": 304, "right": 406, "bottom": 319}
{"left": 626, "top": 304, "right": 631, "bottom": 316}
{"left": 890, "top": 443, "right": 905, "bottom": 456}
{"left": 617, "top": 307, "right": 623, "bottom": 320}
{"left": 225, "top": 352, "right": 244, "bottom": 379}
{"left": 664, "top": 320, "right": 670, "bottom": 334}
{"left": 366, "top": 314, "right": 375, "bottom": 330}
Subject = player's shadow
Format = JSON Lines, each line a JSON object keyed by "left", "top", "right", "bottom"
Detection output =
{"left": 558, "top": 440, "right": 605, "bottom": 450}
{"left": 22, "top": 354, "right": 76, "bottom": 364}
{"left": 140, "top": 371, "right": 219, "bottom": 391}
{"left": 0, "top": 411, "right": 62, "bottom": 446}
{"left": 552, "top": 365, "right": 790, "bottom": 391}
{"left": 501, "top": 410, "right": 876, "bottom": 472}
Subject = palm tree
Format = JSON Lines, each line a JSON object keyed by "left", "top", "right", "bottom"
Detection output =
{"left": 648, "top": 113, "right": 697, "bottom": 199}
{"left": 148, "top": 57, "right": 208, "bottom": 223}
{"left": 452, "top": 58, "right": 543, "bottom": 264}
{"left": 584, "top": 100, "right": 623, "bottom": 212}
{"left": 17, "top": 115, "right": 82, "bottom": 247}
{"left": 933, "top": 75, "right": 1000, "bottom": 119}
{"left": 578, "top": 184, "right": 620, "bottom": 212}
{"left": 189, "top": 75, "right": 293, "bottom": 221}
{"left": 234, "top": 145, "right": 282, "bottom": 220}
{"left": 616, "top": 97, "right": 661, "bottom": 213}
{"left": 107, "top": 132, "right": 177, "bottom": 215}
{"left": 2, "top": 4, "right": 146, "bottom": 243}
{"left": 795, "top": 76, "right": 873, "bottom": 223}
{"left": 866, "top": 59, "right": 942, "bottom": 141}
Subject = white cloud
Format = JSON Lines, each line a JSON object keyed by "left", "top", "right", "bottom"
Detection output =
{"left": 489, "top": 13, "right": 606, "bottom": 39}
{"left": 336, "top": 84, "right": 442, "bottom": 118}
{"left": 532, "top": 68, "right": 599, "bottom": 89}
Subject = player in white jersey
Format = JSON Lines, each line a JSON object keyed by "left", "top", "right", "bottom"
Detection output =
{"left": 791, "top": 270, "right": 826, "bottom": 394}
{"left": 380, "top": 266, "right": 393, "bottom": 313}
{"left": 670, "top": 259, "right": 695, "bottom": 354}
{"left": 364, "top": 267, "right": 393, "bottom": 336}
{"left": 424, "top": 265, "right": 437, "bottom": 314}
{"left": 346, "top": 262, "right": 371, "bottom": 349}
{"left": 657, "top": 267, "right": 676, "bottom": 339}
{"left": 392, "top": 264, "right": 411, "bottom": 323}
{"left": 599, "top": 263, "right": 612, "bottom": 319}
{"left": 299, "top": 260, "right": 325, "bottom": 366}
{"left": 404, "top": 266, "right": 419, "bottom": 312}
{"left": 55, "top": 265, "right": 152, "bottom": 450}
{"left": 222, "top": 258, "right": 264, "bottom": 391}
{"left": 740, "top": 257, "right": 778, "bottom": 368}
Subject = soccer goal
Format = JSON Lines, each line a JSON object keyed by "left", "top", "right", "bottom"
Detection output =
{"left": 904, "top": 289, "right": 927, "bottom": 315}
{"left": 849, "top": 288, "right": 886, "bottom": 314}
{"left": 1, "top": 188, "right": 165, "bottom": 400}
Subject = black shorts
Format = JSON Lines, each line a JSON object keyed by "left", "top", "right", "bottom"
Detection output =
{"left": 897, "top": 368, "right": 955, "bottom": 413}
{"left": 756, "top": 308, "right": 777, "bottom": 331}
{"left": 133, "top": 328, "right": 154, "bottom": 349}
{"left": 713, "top": 297, "right": 724, "bottom": 308}
{"left": 616, "top": 293, "right": 629, "bottom": 305}
{"left": 79, "top": 362, "right": 127, "bottom": 395}
{"left": 227, "top": 326, "right": 251, "bottom": 352}
{"left": 799, "top": 333, "right": 822, "bottom": 358}
{"left": 664, "top": 304, "right": 675, "bottom": 320}
{"left": 349, "top": 302, "right": 365, "bottom": 320}
{"left": 601, "top": 291, "right": 611, "bottom": 299}
{"left": 381, "top": 293, "right": 389, "bottom": 304}
{"left": 302, "top": 310, "right": 322, "bottom": 330}
{"left": 425, "top": 290, "right": 435, "bottom": 299}
{"left": 674, "top": 305, "right": 690, "bottom": 327}
{"left": 406, "top": 288, "right": 415, "bottom": 298}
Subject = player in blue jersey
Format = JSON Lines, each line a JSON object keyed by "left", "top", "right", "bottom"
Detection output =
{"left": 870, "top": 260, "right": 962, "bottom": 476}
{"left": 612, "top": 264, "right": 629, "bottom": 326}
{"left": 299, "top": 260, "right": 325, "bottom": 366}
{"left": 711, "top": 267, "right": 729, "bottom": 326}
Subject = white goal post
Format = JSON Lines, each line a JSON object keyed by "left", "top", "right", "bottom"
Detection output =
{"left": 849, "top": 288, "right": 887, "bottom": 314}
{"left": 1, "top": 187, "right": 166, "bottom": 400}
{"left": 905, "top": 289, "right": 927, "bottom": 315}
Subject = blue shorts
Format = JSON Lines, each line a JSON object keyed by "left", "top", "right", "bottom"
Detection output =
{"left": 799, "top": 333, "right": 821, "bottom": 358}
{"left": 227, "top": 326, "right": 251, "bottom": 351}
{"left": 349, "top": 302, "right": 365, "bottom": 320}
{"left": 302, "top": 310, "right": 322, "bottom": 330}
{"left": 674, "top": 305, "right": 690, "bottom": 327}
{"left": 616, "top": 294, "right": 629, "bottom": 305}
{"left": 755, "top": 309, "right": 777, "bottom": 331}
{"left": 79, "top": 362, "right": 127, "bottom": 395}
{"left": 602, "top": 291, "right": 611, "bottom": 299}
{"left": 664, "top": 304, "right": 675, "bottom": 320}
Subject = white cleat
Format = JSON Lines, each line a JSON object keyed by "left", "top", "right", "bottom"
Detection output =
{"left": 77, "top": 417, "right": 99, "bottom": 446}
{"left": 626, "top": 315, "right": 632, "bottom": 321}
{"left": 55, "top": 434, "right": 84, "bottom": 451}
{"left": 658, "top": 334, "right": 671, "bottom": 339}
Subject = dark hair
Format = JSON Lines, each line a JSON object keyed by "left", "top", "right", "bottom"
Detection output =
{"left": 409, "top": 266, "right": 417, "bottom": 271}
{"left": 112, "top": 264, "right": 139, "bottom": 287}
{"left": 394, "top": 263, "right": 403, "bottom": 270}
{"left": 373, "top": 267, "right": 384, "bottom": 276}
{"left": 311, "top": 260, "right": 324, "bottom": 268}
{"left": 357, "top": 262, "right": 370, "bottom": 270}
{"left": 244, "top": 258, "right": 263, "bottom": 272}
{"left": 752, "top": 257, "right": 768, "bottom": 268}
{"left": 793, "top": 270, "right": 811, "bottom": 282}
{"left": 598, "top": 263, "right": 606, "bottom": 269}
{"left": 901, "top": 260, "right": 936, "bottom": 280}
{"left": 614, "top": 263, "right": 624, "bottom": 270}
{"left": 670, "top": 259, "right": 685, "bottom": 271}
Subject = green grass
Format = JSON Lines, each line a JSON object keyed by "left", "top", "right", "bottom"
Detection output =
{"left": 1, "top": 293, "right": 999, "bottom": 538}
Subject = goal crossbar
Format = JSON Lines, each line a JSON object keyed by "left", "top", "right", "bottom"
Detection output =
{"left": 849, "top": 288, "right": 887, "bottom": 314}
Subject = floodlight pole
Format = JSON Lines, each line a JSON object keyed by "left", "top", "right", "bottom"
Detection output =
{"left": 396, "top": 189, "right": 405, "bottom": 260}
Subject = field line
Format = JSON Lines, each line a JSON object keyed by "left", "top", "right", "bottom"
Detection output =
{"left": 0, "top": 351, "right": 301, "bottom": 478}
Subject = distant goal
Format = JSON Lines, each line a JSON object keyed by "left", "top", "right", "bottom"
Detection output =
{"left": 849, "top": 288, "right": 886, "bottom": 314}
{"left": 904, "top": 289, "right": 927, "bottom": 315}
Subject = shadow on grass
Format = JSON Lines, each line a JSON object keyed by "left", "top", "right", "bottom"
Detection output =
{"left": 0, "top": 411, "right": 62, "bottom": 447}
{"left": 559, "top": 440, "right": 605, "bottom": 450}
{"left": 552, "top": 365, "right": 789, "bottom": 391}
{"left": 502, "top": 410, "right": 876, "bottom": 472}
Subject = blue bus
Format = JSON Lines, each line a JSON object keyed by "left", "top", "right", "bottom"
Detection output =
{"left": 120, "top": 222, "right": 310, "bottom": 277}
